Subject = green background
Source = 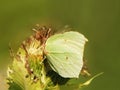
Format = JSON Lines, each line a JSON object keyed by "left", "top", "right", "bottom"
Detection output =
{"left": 0, "top": 0, "right": 120, "bottom": 90}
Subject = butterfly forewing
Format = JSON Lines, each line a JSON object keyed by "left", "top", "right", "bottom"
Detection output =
{"left": 45, "top": 31, "right": 88, "bottom": 78}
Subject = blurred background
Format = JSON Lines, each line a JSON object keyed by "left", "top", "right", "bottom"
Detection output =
{"left": 0, "top": 0, "right": 120, "bottom": 90}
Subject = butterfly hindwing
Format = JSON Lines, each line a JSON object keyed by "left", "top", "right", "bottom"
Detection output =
{"left": 45, "top": 31, "right": 88, "bottom": 78}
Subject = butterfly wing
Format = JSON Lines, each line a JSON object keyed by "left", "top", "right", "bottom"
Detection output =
{"left": 45, "top": 31, "right": 88, "bottom": 78}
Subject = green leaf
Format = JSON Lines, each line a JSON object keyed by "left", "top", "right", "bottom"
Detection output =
{"left": 79, "top": 72, "right": 104, "bottom": 87}
{"left": 7, "top": 57, "right": 41, "bottom": 90}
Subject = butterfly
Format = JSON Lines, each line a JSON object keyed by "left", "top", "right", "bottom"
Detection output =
{"left": 44, "top": 31, "right": 88, "bottom": 78}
